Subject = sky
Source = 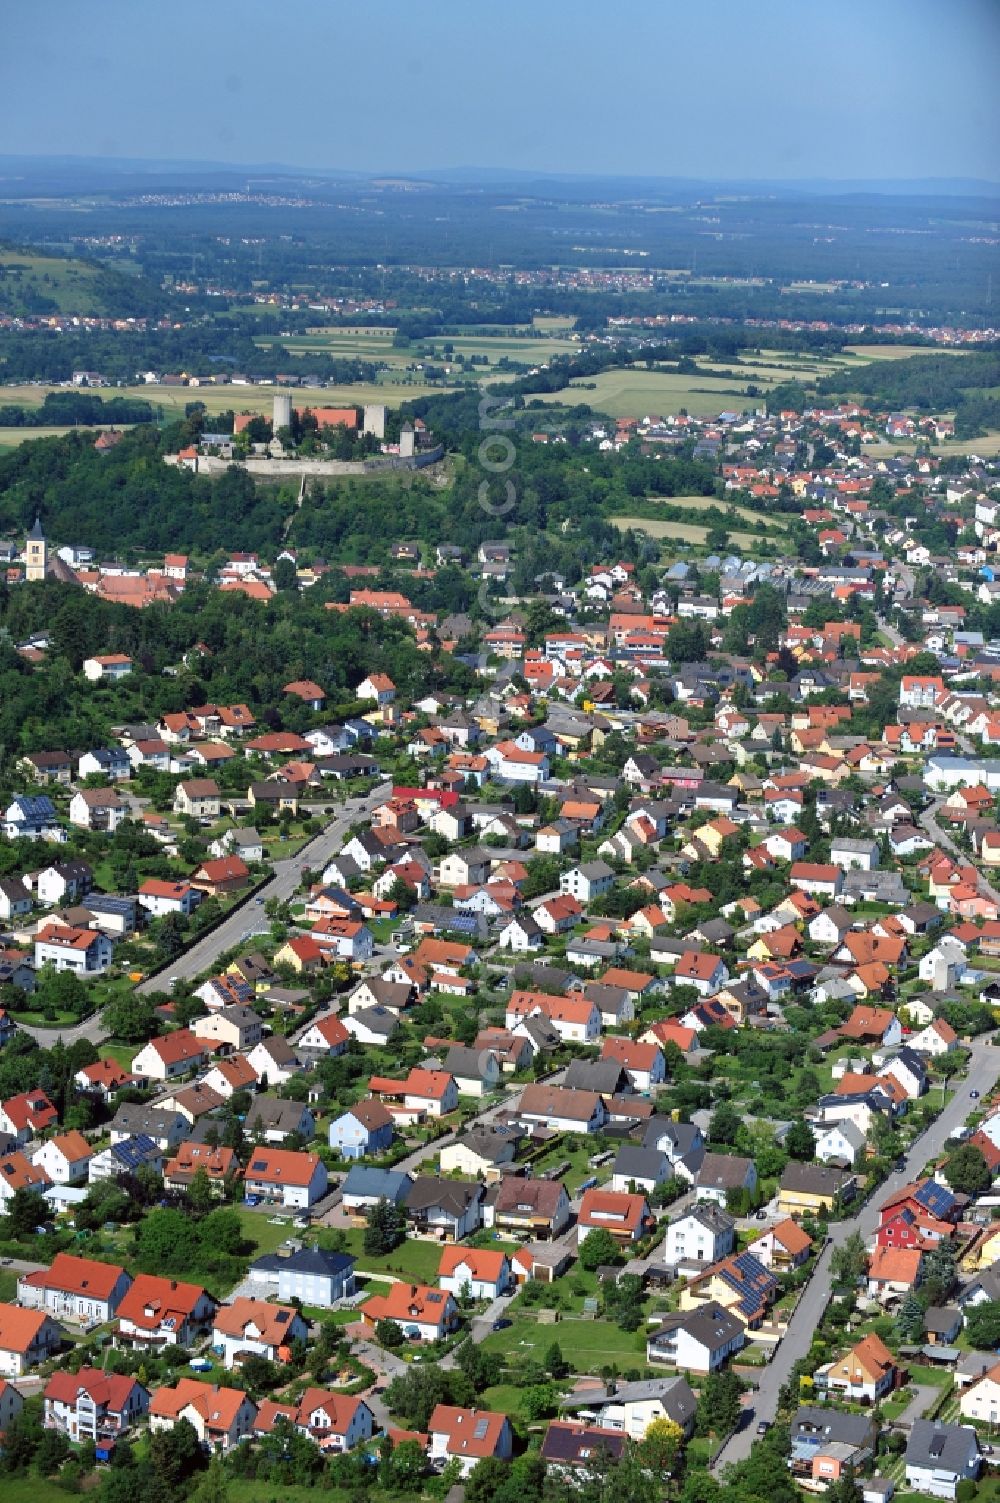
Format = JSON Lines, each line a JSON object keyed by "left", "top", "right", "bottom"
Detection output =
{"left": 2, "top": 0, "right": 998, "bottom": 183}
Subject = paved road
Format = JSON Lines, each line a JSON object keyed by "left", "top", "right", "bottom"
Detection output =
{"left": 137, "top": 783, "right": 390, "bottom": 994}
{"left": 713, "top": 1038, "right": 1000, "bottom": 1471}
{"left": 19, "top": 1012, "right": 114, "bottom": 1048}
{"left": 919, "top": 797, "right": 1000, "bottom": 908}
{"left": 19, "top": 786, "right": 389, "bottom": 1049}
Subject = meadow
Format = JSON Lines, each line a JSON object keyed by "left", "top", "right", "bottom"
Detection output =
{"left": 611, "top": 514, "right": 778, "bottom": 549}
{"left": 0, "top": 249, "right": 107, "bottom": 315}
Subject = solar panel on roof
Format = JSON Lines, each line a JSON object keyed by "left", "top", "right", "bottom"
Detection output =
{"left": 473, "top": 1419, "right": 489, "bottom": 1439}
{"left": 251, "top": 1160, "right": 267, "bottom": 1172}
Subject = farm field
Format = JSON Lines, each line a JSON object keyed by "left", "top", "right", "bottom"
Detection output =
{"left": 865, "top": 430, "right": 1000, "bottom": 458}
{"left": 0, "top": 423, "right": 127, "bottom": 447}
{"left": 266, "top": 327, "right": 579, "bottom": 368}
{"left": 844, "top": 343, "right": 973, "bottom": 360}
{"left": 535, "top": 366, "right": 755, "bottom": 418}
{"left": 611, "top": 514, "right": 777, "bottom": 549}
{"left": 650, "top": 491, "right": 791, "bottom": 529}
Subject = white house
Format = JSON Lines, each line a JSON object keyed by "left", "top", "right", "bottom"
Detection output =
{"left": 663, "top": 1207, "right": 736, "bottom": 1269}
{"left": 429, "top": 1405, "right": 513, "bottom": 1477}
{"left": 34, "top": 923, "right": 113, "bottom": 976}
{"left": 437, "top": 1247, "right": 513, "bottom": 1301}
{"left": 560, "top": 862, "right": 615, "bottom": 902}
{"left": 815, "top": 1120, "right": 867, "bottom": 1167}
{"left": 646, "top": 1304, "right": 745, "bottom": 1375}
{"left": 211, "top": 1298, "right": 310, "bottom": 1369}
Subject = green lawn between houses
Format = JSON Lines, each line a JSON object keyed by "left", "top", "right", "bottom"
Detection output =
{"left": 478, "top": 1310, "right": 650, "bottom": 1373}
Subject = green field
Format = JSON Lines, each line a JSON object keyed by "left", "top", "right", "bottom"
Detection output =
{"left": 611, "top": 514, "right": 779, "bottom": 549}
{"left": 534, "top": 366, "right": 756, "bottom": 418}
{"left": 323, "top": 1228, "right": 449, "bottom": 1283}
{"left": 0, "top": 249, "right": 107, "bottom": 315}
{"left": 478, "top": 1311, "right": 649, "bottom": 1372}
{"left": 651, "top": 492, "right": 790, "bottom": 530}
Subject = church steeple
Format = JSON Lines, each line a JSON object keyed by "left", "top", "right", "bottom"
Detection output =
{"left": 25, "top": 516, "right": 47, "bottom": 582}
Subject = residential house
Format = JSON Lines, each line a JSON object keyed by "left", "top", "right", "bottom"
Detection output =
{"left": 429, "top": 1405, "right": 513, "bottom": 1476}
{"left": 18, "top": 1253, "right": 132, "bottom": 1324}
{"left": 116, "top": 1274, "right": 217, "bottom": 1350}
{"left": 0, "top": 1304, "right": 62, "bottom": 1376}
{"left": 242, "top": 1147, "right": 328, "bottom": 1207}
{"left": 148, "top": 1379, "right": 256, "bottom": 1454}
{"left": 438, "top": 1247, "right": 513, "bottom": 1301}
{"left": 361, "top": 1283, "right": 458, "bottom": 1342}
{"left": 212, "top": 1297, "right": 309, "bottom": 1369}
{"left": 246, "top": 1247, "right": 356, "bottom": 1308}
{"left": 646, "top": 1303, "right": 745, "bottom": 1374}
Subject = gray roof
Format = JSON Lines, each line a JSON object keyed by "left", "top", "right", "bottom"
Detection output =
{"left": 349, "top": 1005, "right": 400, "bottom": 1038}
{"left": 245, "top": 1098, "right": 311, "bottom": 1133}
{"left": 696, "top": 1153, "right": 753, "bottom": 1191}
{"left": 110, "top": 1104, "right": 184, "bottom": 1136}
{"left": 644, "top": 1116, "right": 702, "bottom": 1156}
{"left": 405, "top": 1176, "right": 482, "bottom": 1216}
{"left": 650, "top": 1302, "right": 743, "bottom": 1354}
{"left": 251, "top": 1247, "right": 355, "bottom": 1278}
{"left": 673, "top": 1203, "right": 736, "bottom": 1237}
{"left": 792, "top": 1406, "right": 875, "bottom": 1449}
{"left": 443, "top": 1045, "right": 494, "bottom": 1082}
{"left": 560, "top": 1376, "right": 696, "bottom": 1430}
{"left": 563, "top": 1059, "right": 630, "bottom": 1096}
{"left": 456, "top": 1125, "right": 521, "bottom": 1163}
{"left": 613, "top": 1145, "right": 668, "bottom": 1182}
{"left": 905, "top": 1420, "right": 980, "bottom": 1478}
{"left": 341, "top": 1165, "right": 413, "bottom": 1203}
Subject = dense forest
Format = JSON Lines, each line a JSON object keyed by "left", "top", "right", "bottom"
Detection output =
{"left": 817, "top": 349, "right": 1000, "bottom": 435}
{"left": 0, "top": 579, "right": 479, "bottom": 763}
{"left": 0, "top": 413, "right": 716, "bottom": 566}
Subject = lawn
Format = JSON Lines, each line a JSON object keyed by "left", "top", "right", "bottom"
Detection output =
{"left": 478, "top": 1311, "right": 649, "bottom": 1373}
{"left": 322, "top": 1228, "right": 448, "bottom": 1283}
{"left": 236, "top": 1206, "right": 303, "bottom": 1259}
{"left": 0, "top": 1480, "right": 70, "bottom": 1503}
{"left": 646, "top": 491, "right": 790, "bottom": 530}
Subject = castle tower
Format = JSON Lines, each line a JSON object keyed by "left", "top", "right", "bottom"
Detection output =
{"left": 363, "top": 403, "right": 386, "bottom": 440}
{"left": 25, "top": 516, "right": 47, "bottom": 582}
{"left": 273, "top": 391, "right": 293, "bottom": 431}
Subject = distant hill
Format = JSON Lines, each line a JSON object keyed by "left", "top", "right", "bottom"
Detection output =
{"left": 0, "top": 245, "right": 166, "bottom": 318}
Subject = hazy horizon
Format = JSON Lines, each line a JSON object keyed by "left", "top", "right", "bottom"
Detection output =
{"left": 2, "top": 0, "right": 998, "bottom": 183}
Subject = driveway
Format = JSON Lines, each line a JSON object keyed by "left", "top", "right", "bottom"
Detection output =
{"left": 712, "top": 1039, "right": 999, "bottom": 1471}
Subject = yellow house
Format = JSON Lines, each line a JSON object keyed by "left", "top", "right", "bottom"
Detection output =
{"left": 777, "top": 1164, "right": 852, "bottom": 1219}
{"left": 966, "top": 1225, "right": 1000, "bottom": 1273}
{"left": 273, "top": 936, "right": 325, "bottom": 974}
{"left": 683, "top": 817, "right": 738, "bottom": 861}
{"left": 678, "top": 1255, "right": 776, "bottom": 1328}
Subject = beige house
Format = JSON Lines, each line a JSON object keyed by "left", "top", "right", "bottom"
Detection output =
{"left": 190, "top": 1005, "right": 263, "bottom": 1054}
{"left": 149, "top": 1379, "right": 256, "bottom": 1453}
{"left": 174, "top": 779, "right": 221, "bottom": 818}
